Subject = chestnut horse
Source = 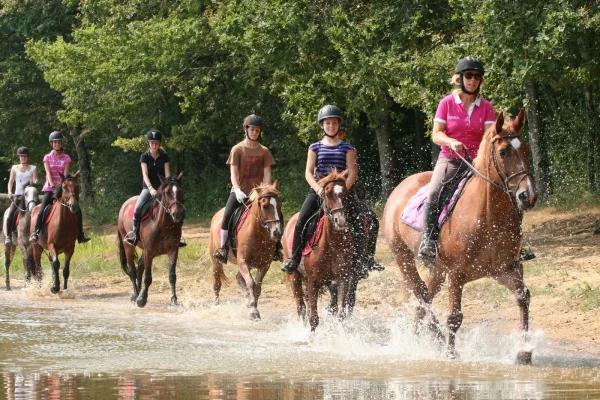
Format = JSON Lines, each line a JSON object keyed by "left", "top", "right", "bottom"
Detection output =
{"left": 209, "top": 181, "right": 283, "bottom": 320}
{"left": 117, "top": 173, "right": 186, "bottom": 308}
{"left": 28, "top": 173, "right": 82, "bottom": 294}
{"left": 383, "top": 109, "right": 537, "bottom": 362}
{"left": 3, "top": 183, "right": 39, "bottom": 289}
{"left": 283, "top": 170, "right": 353, "bottom": 331}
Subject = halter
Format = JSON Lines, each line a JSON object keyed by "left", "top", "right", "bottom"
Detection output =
{"left": 454, "top": 133, "right": 534, "bottom": 214}
{"left": 320, "top": 179, "right": 346, "bottom": 219}
{"left": 245, "top": 192, "right": 282, "bottom": 232}
{"left": 155, "top": 181, "right": 187, "bottom": 220}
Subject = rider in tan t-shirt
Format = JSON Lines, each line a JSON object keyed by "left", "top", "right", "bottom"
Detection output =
{"left": 214, "top": 115, "right": 278, "bottom": 263}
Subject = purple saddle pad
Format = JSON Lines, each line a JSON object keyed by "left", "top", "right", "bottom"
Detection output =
{"left": 400, "top": 176, "right": 471, "bottom": 232}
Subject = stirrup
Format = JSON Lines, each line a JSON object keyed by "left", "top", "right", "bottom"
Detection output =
{"left": 519, "top": 248, "right": 536, "bottom": 261}
{"left": 4, "top": 235, "right": 13, "bottom": 245}
{"left": 214, "top": 247, "right": 228, "bottom": 263}
{"left": 280, "top": 257, "right": 298, "bottom": 274}
{"left": 29, "top": 231, "right": 39, "bottom": 244}
{"left": 123, "top": 231, "right": 138, "bottom": 246}
{"left": 368, "top": 257, "right": 385, "bottom": 272}
{"left": 418, "top": 240, "right": 437, "bottom": 268}
{"left": 78, "top": 232, "right": 91, "bottom": 244}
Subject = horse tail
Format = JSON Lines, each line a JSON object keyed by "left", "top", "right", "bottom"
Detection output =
{"left": 117, "top": 231, "right": 128, "bottom": 276}
{"left": 212, "top": 257, "right": 229, "bottom": 286}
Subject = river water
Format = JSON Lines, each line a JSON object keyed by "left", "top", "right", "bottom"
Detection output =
{"left": 0, "top": 289, "right": 599, "bottom": 399}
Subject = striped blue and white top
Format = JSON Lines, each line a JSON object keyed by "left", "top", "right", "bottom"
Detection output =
{"left": 309, "top": 140, "right": 355, "bottom": 181}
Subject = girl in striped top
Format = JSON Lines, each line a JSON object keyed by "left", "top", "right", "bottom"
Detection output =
{"left": 281, "top": 105, "right": 357, "bottom": 273}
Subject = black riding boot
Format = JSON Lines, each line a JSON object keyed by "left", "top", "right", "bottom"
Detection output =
{"left": 76, "top": 209, "right": 91, "bottom": 244}
{"left": 5, "top": 205, "right": 15, "bottom": 245}
{"left": 29, "top": 211, "right": 43, "bottom": 244}
{"left": 418, "top": 202, "right": 440, "bottom": 267}
{"left": 124, "top": 215, "right": 140, "bottom": 246}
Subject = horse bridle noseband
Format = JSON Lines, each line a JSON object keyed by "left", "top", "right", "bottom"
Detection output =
{"left": 156, "top": 182, "right": 186, "bottom": 219}
{"left": 320, "top": 179, "right": 346, "bottom": 219}
{"left": 454, "top": 133, "right": 534, "bottom": 213}
{"left": 246, "top": 193, "right": 282, "bottom": 232}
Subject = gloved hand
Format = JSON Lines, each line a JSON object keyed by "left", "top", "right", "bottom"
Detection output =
{"left": 234, "top": 187, "right": 247, "bottom": 203}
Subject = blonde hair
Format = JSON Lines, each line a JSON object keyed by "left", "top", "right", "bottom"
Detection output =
{"left": 450, "top": 73, "right": 484, "bottom": 98}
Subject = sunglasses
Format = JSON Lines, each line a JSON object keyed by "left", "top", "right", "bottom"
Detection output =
{"left": 463, "top": 72, "right": 483, "bottom": 80}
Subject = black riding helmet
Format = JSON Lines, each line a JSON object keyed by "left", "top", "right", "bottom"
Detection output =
{"left": 146, "top": 129, "right": 162, "bottom": 141}
{"left": 317, "top": 105, "right": 343, "bottom": 124}
{"left": 49, "top": 131, "right": 63, "bottom": 141}
{"left": 243, "top": 114, "right": 263, "bottom": 141}
{"left": 17, "top": 146, "right": 29, "bottom": 156}
{"left": 455, "top": 56, "right": 485, "bottom": 96}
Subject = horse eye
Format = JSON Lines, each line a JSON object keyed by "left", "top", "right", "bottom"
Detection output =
{"left": 499, "top": 147, "right": 509, "bottom": 158}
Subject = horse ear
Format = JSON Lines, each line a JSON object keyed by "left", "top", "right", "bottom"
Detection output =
{"left": 316, "top": 172, "right": 326, "bottom": 180}
{"left": 73, "top": 170, "right": 80, "bottom": 179}
{"left": 177, "top": 171, "right": 184, "bottom": 182}
{"left": 58, "top": 171, "right": 65, "bottom": 181}
{"left": 272, "top": 179, "right": 279, "bottom": 190}
{"left": 495, "top": 112, "right": 504, "bottom": 134}
{"left": 513, "top": 108, "right": 527, "bottom": 133}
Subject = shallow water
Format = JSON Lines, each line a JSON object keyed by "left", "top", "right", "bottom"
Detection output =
{"left": 0, "top": 290, "right": 599, "bottom": 399}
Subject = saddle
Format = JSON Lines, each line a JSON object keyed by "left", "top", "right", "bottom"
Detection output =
{"left": 285, "top": 209, "right": 325, "bottom": 258}
{"left": 401, "top": 169, "right": 473, "bottom": 232}
{"left": 215, "top": 204, "right": 250, "bottom": 259}
{"left": 126, "top": 200, "right": 153, "bottom": 222}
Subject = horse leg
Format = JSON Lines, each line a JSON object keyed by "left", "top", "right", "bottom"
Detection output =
{"left": 335, "top": 277, "right": 349, "bottom": 322}
{"left": 446, "top": 277, "right": 464, "bottom": 359}
{"left": 136, "top": 258, "right": 144, "bottom": 295}
{"left": 326, "top": 282, "right": 338, "bottom": 315}
{"left": 32, "top": 245, "right": 43, "bottom": 284}
{"left": 211, "top": 258, "right": 224, "bottom": 305}
{"left": 136, "top": 255, "right": 152, "bottom": 308}
{"left": 496, "top": 261, "right": 532, "bottom": 365}
{"left": 235, "top": 272, "right": 249, "bottom": 300}
{"left": 49, "top": 251, "right": 61, "bottom": 295}
{"left": 250, "top": 267, "right": 269, "bottom": 320}
{"left": 4, "top": 244, "right": 12, "bottom": 290}
{"left": 307, "top": 278, "right": 319, "bottom": 332}
{"left": 62, "top": 251, "right": 73, "bottom": 290}
{"left": 346, "top": 274, "right": 360, "bottom": 317}
{"left": 238, "top": 263, "right": 259, "bottom": 320}
{"left": 291, "top": 272, "right": 306, "bottom": 323}
{"left": 168, "top": 250, "right": 179, "bottom": 306}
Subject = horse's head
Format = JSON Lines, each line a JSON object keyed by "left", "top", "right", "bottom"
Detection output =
{"left": 22, "top": 182, "right": 39, "bottom": 214}
{"left": 58, "top": 171, "right": 81, "bottom": 213}
{"left": 478, "top": 108, "right": 537, "bottom": 212}
{"left": 249, "top": 180, "right": 283, "bottom": 240}
{"left": 317, "top": 170, "right": 349, "bottom": 231}
{"left": 157, "top": 172, "right": 186, "bottom": 223}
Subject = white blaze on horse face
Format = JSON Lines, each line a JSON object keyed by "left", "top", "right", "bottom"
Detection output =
{"left": 333, "top": 184, "right": 344, "bottom": 196}
{"left": 510, "top": 138, "right": 521, "bottom": 150}
{"left": 269, "top": 197, "right": 280, "bottom": 222}
{"left": 172, "top": 185, "right": 178, "bottom": 199}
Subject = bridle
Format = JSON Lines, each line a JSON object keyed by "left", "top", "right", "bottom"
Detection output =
{"left": 155, "top": 181, "right": 186, "bottom": 220}
{"left": 58, "top": 179, "right": 79, "bottom": 213}
{"left": 454, "top": 133, "right": 534, "bottom": 214}
{"left": 245, "top": 192, "right": 282, "bottom": 232}
{"left": 320, "top": 179, "right": 346, "bottom": 220}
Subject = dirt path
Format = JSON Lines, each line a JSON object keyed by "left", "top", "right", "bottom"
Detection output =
{"left": 12, "top": 206, "right": 600, "bottom": 358}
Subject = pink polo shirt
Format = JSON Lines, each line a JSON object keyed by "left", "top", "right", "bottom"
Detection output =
{"left": 42, "top": 152, "right": 71, "bottom": 192}
{"left": 434, "top": 94, "right": 495, "bottom": 159}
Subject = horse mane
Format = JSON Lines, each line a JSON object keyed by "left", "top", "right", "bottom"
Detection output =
{"left": 317, "top": 170, "right": 347, "bottom": 187}
{"left": 249, "top": 183, "right": 279, "bottom": 202}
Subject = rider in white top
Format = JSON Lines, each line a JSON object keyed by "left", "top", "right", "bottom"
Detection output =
{"left": 5, "top": 147, "right": 38, "bottom": 244}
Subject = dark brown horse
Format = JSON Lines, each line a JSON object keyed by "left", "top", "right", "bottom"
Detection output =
{"left": 28, "top": 173, "right": 81, "bottom": 294}
{"left": 383, "top": 109, "right": 537, "bottom": 363}
{"left": 209, "top": 181, "right": 283, "bottom": 320}
{"left": 117, "top": 173, "right": 186, "bottom": 308}
{"left": 3, "top": 183, "right": 39, "bottom": 289}
{"left": 283, "top": 170, "right": 353, "bottom": 331}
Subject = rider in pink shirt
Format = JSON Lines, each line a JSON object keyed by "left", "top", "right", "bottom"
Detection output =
{"left": 418, "top": 57, "right": 495, "bottom": 266}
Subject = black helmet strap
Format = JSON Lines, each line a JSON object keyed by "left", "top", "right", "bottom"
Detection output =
{"left": 244, "top": 126, "right": 261, "bottom": 141}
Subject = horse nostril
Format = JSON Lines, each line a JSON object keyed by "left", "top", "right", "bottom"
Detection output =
{"left": 518, "top": 190, "right": 529, "bottom": 202}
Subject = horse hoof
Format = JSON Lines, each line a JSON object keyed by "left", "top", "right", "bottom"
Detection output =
{"left": 170, "top": 299, "right": 178, "bottom": 307}
{"left": 249, "top": 309, "right": 261, "bottom": 320}
{"left": 130, "top": 294, "right": 137, "bottom": 302}
{"left": 5, "top": 286, "right": 10, "bottom": 291}
{"left": 516, "top": 351, "right": 532, "bottom": 365}
{"left": 50, "top": 286, "right": 60, "bottom": 294}
{"left": 136, "top": 298, "right": 147, "bottom": 308}
{"left": 446, "top": 349, "right": 460, "bottom": 360}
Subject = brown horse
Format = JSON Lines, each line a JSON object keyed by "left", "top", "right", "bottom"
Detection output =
{"left": 283, "top": 170, "right": 353, "bottom": 331}
{"left": 209, "top": 181, "right": 283, "bottom": 320}
{"left": 3, "top": 183, "right": 39, "bottom": 289}
{"left": 383, "top": 109, "right": 537, "bottom": 363}
{"left": 28, "top": 173, "right": 81, "bottom": 294}
{"left": 117, "top": 173, "right": 186, "bottom": 308}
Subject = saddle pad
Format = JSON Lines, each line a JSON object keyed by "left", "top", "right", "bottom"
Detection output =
{"left": 126, "top": 203, "right": 151, "bottom": 221}
{"left": 44, "top": 202, "right": 59, "bottom": 225}
{"left": 400, "top": 176, "right": 471, "bottom": 232}
{"left": 215, "top": 207, "right": 249, "bottom": 238}
{"left": 14, "top": 213, "right": 21, "bottom": 228}
{"left": 286, "top": 215, "right": 326, "bottom": 256}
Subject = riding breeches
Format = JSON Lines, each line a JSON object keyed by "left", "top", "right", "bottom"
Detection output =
{"left": 290, "top": 189, "right": 321, "bottom": 262}
{"left": 427, "top": 158, "right": 463, "bottom": 207}
{"left": 133, "top": 189, "right": 153, "bottom": 220}
{"left": 221, "top": 192, "right": 241, "bottom": 231}
{"left": 33, "top": 190, "right": 55, "bottom": 232}
{"left": 5, "top": 196, "right": 21, "bottom": 235}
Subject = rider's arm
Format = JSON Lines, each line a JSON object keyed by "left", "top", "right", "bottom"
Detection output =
{"left": 432, "top": 121, "right": 464, "bottom": 152}
{"left": 304, "top": 149, "right": 321, "bottom": 194}
{"left": 32, "top": 167, "right": 38, "bottom": 184}
{"left": 164, "top": 161, "right": 171, "bottom": 179}
{"left": 262, "top": 166, "right": 272, "bottom": 185}
{"left": 141, "top": 162, "right": 156, "bottom": 195}
{"left": 7, "top": 166, "right": 15, "bottom": 197}
{"left": 345, "top": 149, "right": 358, "bottom": 189}
{"left": 44, "top": 161, "right": 54, "bottom": 187}
{"left": 230, "top": 164, "right": 241, "bottom": 189}
{"left": 63, "top": 161, "right": 71, "bottom": 177}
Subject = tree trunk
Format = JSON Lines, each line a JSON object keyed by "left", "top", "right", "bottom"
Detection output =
{"left": 69, "top": 127, "right": 93, "bottom": 202}
{"left": 525, "top": 80, "right": 551, "bottom": 201}
{"left": 374, "top": 107, "right": 397, "bottom": 201}
{"left": 413, "top": 108, "right": 431, "bottom": 171}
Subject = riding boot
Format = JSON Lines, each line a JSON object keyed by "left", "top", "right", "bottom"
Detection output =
{"left": 272, "top": 240, "right": 283, "bottom": 262}
{"left": 214, "top": 229, "right": 229, "bottom": 263}
{"left": 519, "top": 248, "right": 536, "bottom": 261}
{"left": 5, "top": 205, "right": 15, "bottom": 244}
{"left": 29, "top": 212, "right": 43, "bottom": 244}
{"left": 76, "top": 209, "right": 91, "bottom": 244}
{"left": 281, "top": 237, "right": 303, "bottom": 273}
{"left": 418, "top": 201, "right": 440, "bottom": 267}
{"left": 124, "top": 215, "right": 140, "bottom": 246}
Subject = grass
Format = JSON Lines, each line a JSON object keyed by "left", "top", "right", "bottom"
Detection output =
{"left": 570, "top": 282, "right": 600, "bottom": 311}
